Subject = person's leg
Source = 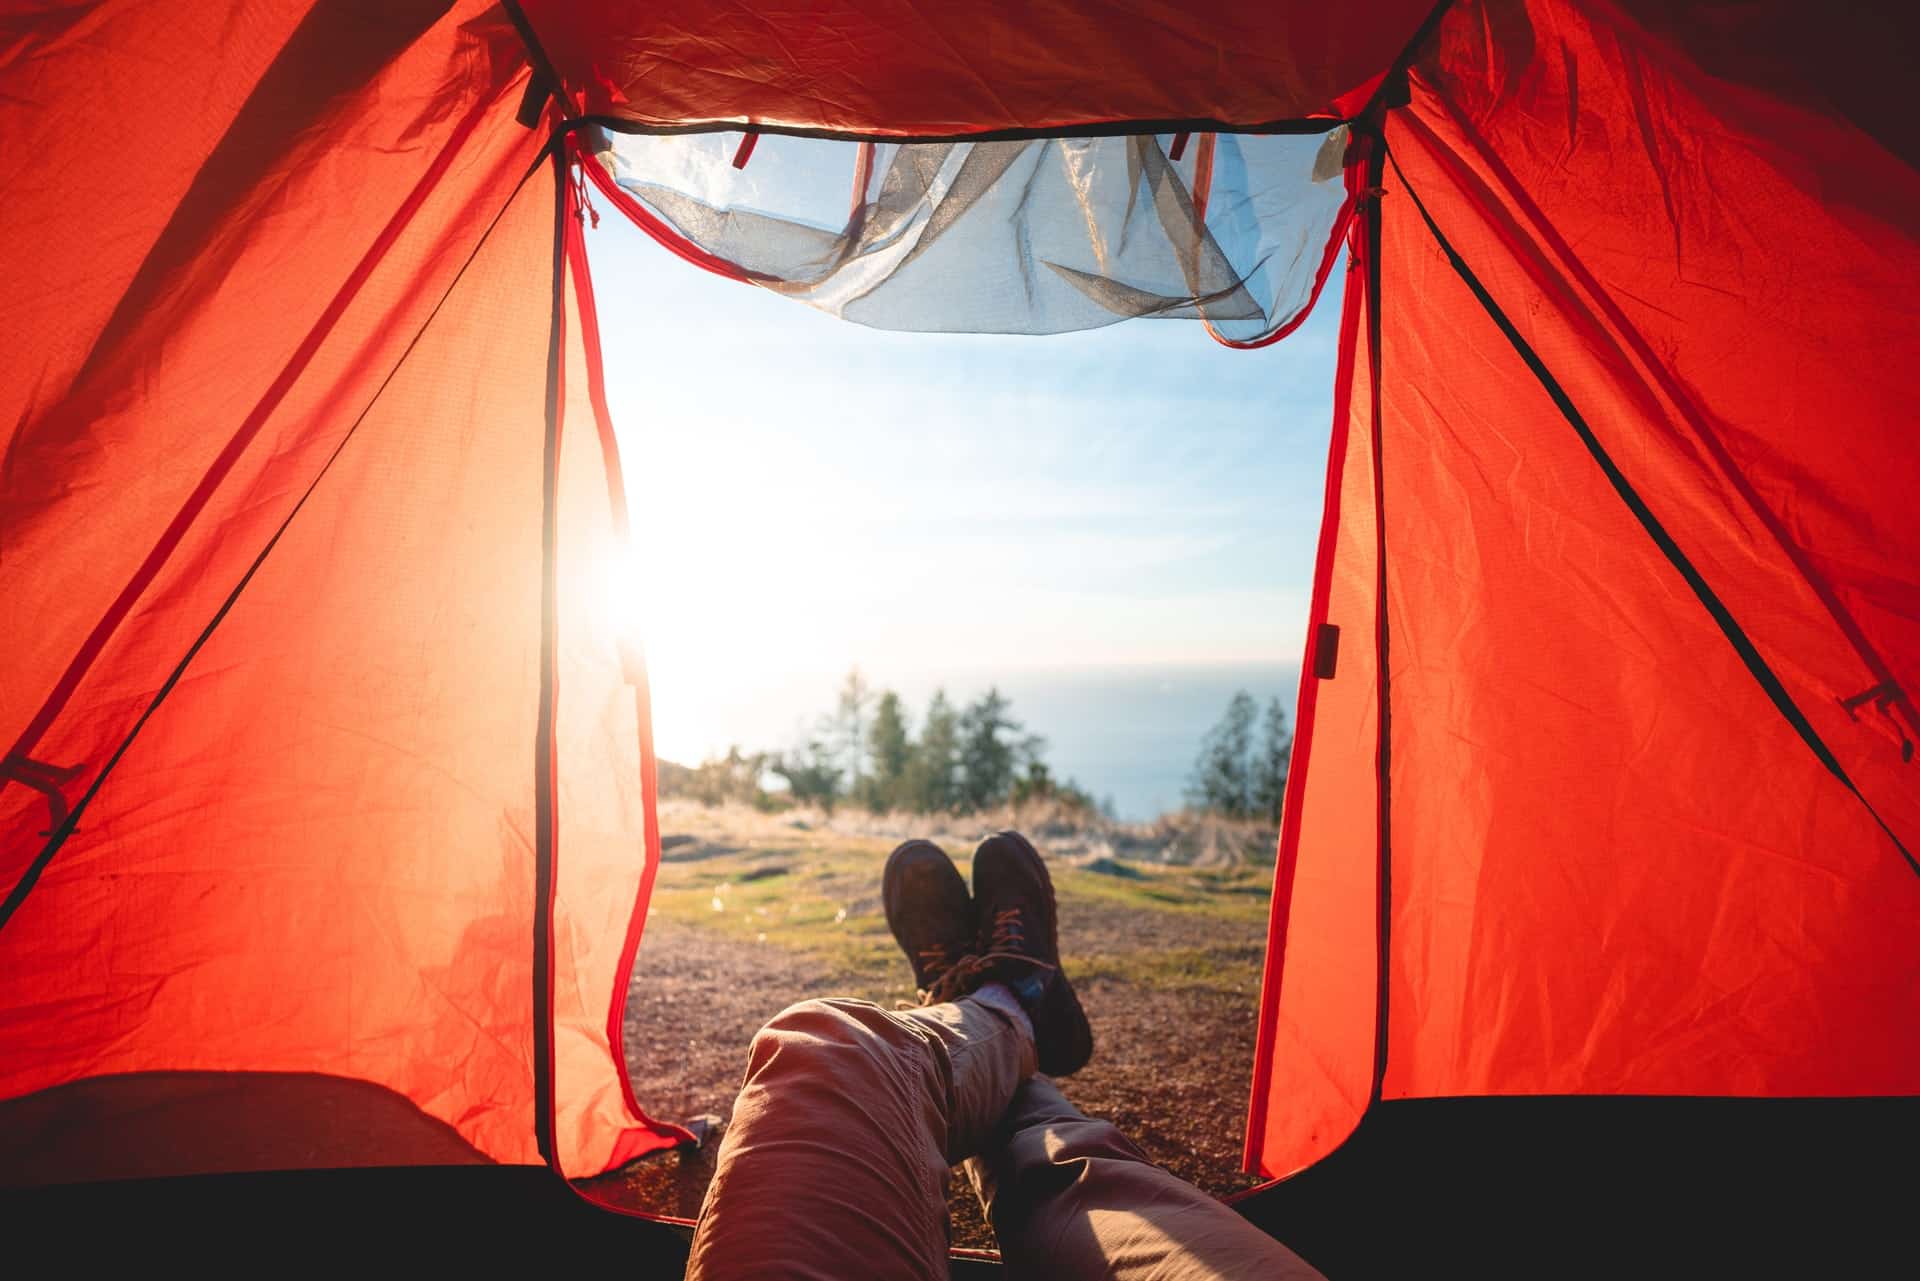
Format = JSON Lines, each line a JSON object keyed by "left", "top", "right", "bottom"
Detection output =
{"left": 684, "top": 993, "right": 1035, "bottom": 1281}
{"left": 967, "top": 1076, "right": 1325, "bottom": 1281}
{"left": 686, "top": 837, "right": 1043, "bottom": 1281}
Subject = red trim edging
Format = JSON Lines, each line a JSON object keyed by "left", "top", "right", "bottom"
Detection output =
{"left": 1241, "top": 133, "right": 1379, "bottom": 1175}
{"left": 1203, "top": 130, "right": 1363, "bottom": 351}
{"left": 576, "top": 145, "right": 762, "bottom": 285}
{"left": 564, "top": 138, "right": 699, "bottom": 1162}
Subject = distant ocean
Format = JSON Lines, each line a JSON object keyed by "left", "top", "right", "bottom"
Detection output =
{"left": 655, "top": 662, "right": 1300, "bottom": 823}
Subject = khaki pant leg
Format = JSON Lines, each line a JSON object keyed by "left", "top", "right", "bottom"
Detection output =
{"left": 966, "top": 1077, "right": 1325, "bottom": 1281}
{"left": 686, "top": 996, "right": 1033, "bottom": 1281}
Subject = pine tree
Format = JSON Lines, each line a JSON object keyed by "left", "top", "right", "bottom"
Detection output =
{"left": 832, "top": 667, "right": 872, "bottom": 796}
{"left": 865, "top": 690, "right": 911, "bottom": 810}
{"left": 1253, "top": 697, "right": 1293, "bottom": 824}
{"left": 774, "top": 734, "right": 842, "bottom": 810}
{"left": 958, "top": 687, "right": 1021, "bottom": 809}
{"left": 1187, "top": 690, "right": 1258, "bottom": 817}
{"left": 905, "top": 689, "right": 962, "bottom": 812}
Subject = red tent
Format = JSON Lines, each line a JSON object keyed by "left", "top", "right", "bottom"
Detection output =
{"left": 3, "top": 0, "right": 1914, "bottom": 1226}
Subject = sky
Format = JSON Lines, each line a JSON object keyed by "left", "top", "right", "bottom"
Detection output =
{"left": 581, "top": 180, "right": 1345, "bottom": 765}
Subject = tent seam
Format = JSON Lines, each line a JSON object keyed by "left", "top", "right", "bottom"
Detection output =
{"left": 0, "top": 81, "right": 509, "bottom": 804}
{"left": 532, "top": 139, "right": 567, "bottom": 1168}
{"left": 1385, "top": 147, "right": 1918, "bottom": 880}
{"left": 0, "top": 146, "right": 556, "bottom": 936}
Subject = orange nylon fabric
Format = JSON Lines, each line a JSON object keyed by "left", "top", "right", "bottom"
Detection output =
{"left": 1375, "top": 153, "right": 1917, "bottom": 1099}
{"left": 1243, "top": 240, "right": 1381, "bottom": 1179}
{"left": 5, "top": 0, "right": 1915, "bottom": 1200}
{"left": 3, "top": 1, "right": 524, "bottom": 767}
{"left": 2, "top": 3, "right": 678, "bottom": 1176}
{"left": 1247, "top": 0, "right": 1920, "bottom": 1177}
{"left": 0, "top": 152, "right": 551, "bottom": 1161}
{"left": 515, "top": 0, "right": 1435, "bottom": 136}
{"left": 3, "top": 2, "right": 536, "bottom": 857}
{"left": 553, "top": 175, "right": 692, "bottom": 1170}
{"left": 1406, "top": 0, "right": 1920, "bottom": 852}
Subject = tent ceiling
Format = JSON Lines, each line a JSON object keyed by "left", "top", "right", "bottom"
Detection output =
{"left": 514, "top": 0, "right": 1438, "bottom": 137}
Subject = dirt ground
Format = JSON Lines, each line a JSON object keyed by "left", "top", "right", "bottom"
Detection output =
{"left": 582, "top": 806, "right": 1270, "bottom": 1252}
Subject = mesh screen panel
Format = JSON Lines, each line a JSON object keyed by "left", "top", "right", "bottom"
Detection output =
{"left": 593, "top": 127, "right": 1353, "bottom": 342}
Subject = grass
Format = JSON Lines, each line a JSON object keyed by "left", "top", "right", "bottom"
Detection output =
{"left": 1052, "top": 862, "right": 1271, "bottom": 917}
{"left": 608, "top": 801, "right": 1279, "bottom": 1240}
{"left": 645, "top": 806, "right": 1274, "bottom": 999}
{"left": 647, "top": 824, "right": 903, "bottom": 991}
{"left": 1076, "top": 944, "right": 1268, "bottom": 993}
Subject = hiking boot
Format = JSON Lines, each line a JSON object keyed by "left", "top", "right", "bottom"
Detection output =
{"left": 882, "top": 839, "right": 978, "bottom": 1005}
{"left": 970, "top": 830, "right": 1094, "bottom": 1076}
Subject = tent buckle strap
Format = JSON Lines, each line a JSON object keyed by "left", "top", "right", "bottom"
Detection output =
{"left": 515, "top": 73, "right": 553, "bottom": 129}
{"left": 0, "top": 754, "right": 84, "bottom": 838}
{"left": 1838, "top": 681, "right": 1915, "bottom": 763}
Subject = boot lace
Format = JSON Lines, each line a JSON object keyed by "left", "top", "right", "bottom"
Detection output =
{"left": 987, "top": 906, "right": 1025, "bottom": 953}
{"left": 908, "top": 909, "right": 1054, "bottom": 1007}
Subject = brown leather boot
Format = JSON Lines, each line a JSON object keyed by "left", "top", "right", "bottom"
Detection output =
{"left": 882, "top": 839, "right": 978, "bottom": 1005}
{"left": 970, "top": 830, "right": 1094, "bottom": 1076}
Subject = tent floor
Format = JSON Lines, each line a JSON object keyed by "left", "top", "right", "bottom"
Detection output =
{"left": 5, "top": 1097, "right": 1912, "bottom": 1275}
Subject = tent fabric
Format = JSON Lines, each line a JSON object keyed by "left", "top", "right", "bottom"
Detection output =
{"left": 1246, "top": 0, "right": 1920, "bottom": 1178}
{"left": 513, "top": 0, "right": 1437, "bottom": 137}
{"left": 2, "top": 0, "right": 1915, "bottom": 1211}
{"left": 587, "top": 126, "right": 1357, "bottom": 341}
{"left": 1, "top": 2, "right": 682, "bottom": 1177}
{"left": 1243, "top": 204, "right": 1384, "bottom": 1178}
{"left": 553, "top": 163, "right": 698, "bottom": 1169}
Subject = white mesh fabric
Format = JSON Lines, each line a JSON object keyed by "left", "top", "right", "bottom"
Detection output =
{"left": 592, "top": 127, "right": 1352, "bottom": 343}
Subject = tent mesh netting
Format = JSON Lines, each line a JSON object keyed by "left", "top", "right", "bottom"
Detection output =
{"left": 588, "top": 126, "right": 1354, "bottom": 343}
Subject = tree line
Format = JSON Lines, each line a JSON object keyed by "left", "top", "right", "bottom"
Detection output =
{"left": 662, "top": 671, "right": 1293, "bottom": 825}
{"left": 668, "top": 669, "right": 1101, "bottom": 816}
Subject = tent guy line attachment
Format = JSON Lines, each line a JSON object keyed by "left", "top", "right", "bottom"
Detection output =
{"left": 1386, "top": 148, "right": 1918, "bottom": 881}
{"left": 0, "top": 756, "right": 82, "bottom": 839}
{"left": 1838, "top": 682, "right": 1915, "bottom": 763}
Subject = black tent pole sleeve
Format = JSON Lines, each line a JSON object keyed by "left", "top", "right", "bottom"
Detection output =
{"left": 1385, "top": 149, "right": 1918, "bottom": 880}
{"left": 1363, "top": 138, "right": 1395, "bottom": 1104}
{"left": 1357, "top": 0, "right": 1456, "bottom": 123}
{"left": 532, "top": 142, "right": 566, "bottom": 1166}
{"left": 501, "top": 0, "right": 567, "bottom": 126}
